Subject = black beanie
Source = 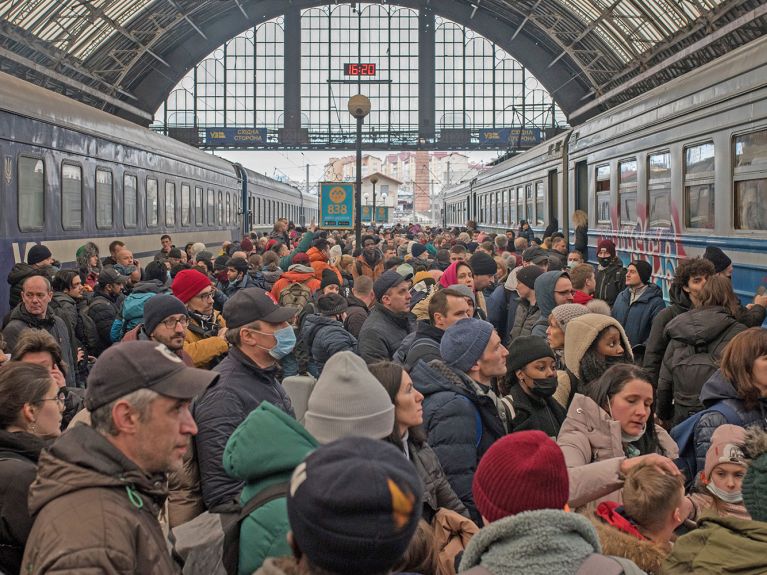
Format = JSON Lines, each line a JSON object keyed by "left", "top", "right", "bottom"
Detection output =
{"left": 507, "top": 336, "right": 556, "bottom": 373}
{"left": 27, "top": 244, "right": 52, "bottom": 265}
{"left": 469, "top": 252, "right": 498, "bottom": 276}
{"left": 631, "top": 260, "right": 652, "bottom": 284}
{"left": 517, "top": 266, "right": 545, "bottom": 289}
{"left": 320, "top": 268, "right": 340, "bottom": 290}
{"left": 703, "top": 246, "right": 732, "bottom": 274}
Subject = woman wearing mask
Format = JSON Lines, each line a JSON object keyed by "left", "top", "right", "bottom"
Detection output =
{"left": 595, "top": 240, "right": 627, "bottom": 307}
{"left": 557, "top": 364, "right": 679, "bottom": 510}
{"left": 368, "top": 361, "right": 469, "bottom": 522}
{"left": 412, "top": 260, "right": 476, "bottom": 320}
{"left": 501, "top": 336, "right": 566, "bottom": 437}
{"left": 0, "top": 363, "right": 63, "bottom": 574}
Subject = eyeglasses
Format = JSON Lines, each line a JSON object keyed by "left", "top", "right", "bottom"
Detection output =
{"left": 196, "top": 291, "right": 214, "bottom": 300}
{"left": 160, "top": 316, "right": 189, "bottom": 329}
{"left": 39, "top": 392, "right": 66, "bottom": 405}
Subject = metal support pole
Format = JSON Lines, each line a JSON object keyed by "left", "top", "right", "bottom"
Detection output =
{"left": 372, "top": 180, "right": 377, "bottom": 227}
{"left": 355, "top": 116, "right": 363, "bottom": 249}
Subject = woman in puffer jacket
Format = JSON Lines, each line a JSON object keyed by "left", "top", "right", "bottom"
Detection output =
{"left": 557, "top": 363, "right": 679, "bottom": 510}
{"left": 369, "top": 361, "right": 470, "bottom": 523}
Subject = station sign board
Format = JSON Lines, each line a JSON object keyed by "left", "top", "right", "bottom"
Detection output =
{"left": 361, "top": 205, "right": 389, "bottom": 222}
{"left": 320, "top": 182, "right": 355, "bottom": 229}
{"left": 479, "top": 127, "right": 542, "bottom": 147}
{"left": 205, "top": 128, "right": 268, "bottom": 145}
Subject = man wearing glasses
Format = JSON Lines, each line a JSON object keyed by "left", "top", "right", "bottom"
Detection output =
{"left": 122, "top": 294, "right": 194, "bottom": 366}
{"left": 171, "top": 269, "right": 228, "bottom": 369}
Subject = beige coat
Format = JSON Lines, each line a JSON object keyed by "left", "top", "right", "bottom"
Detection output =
{"left": 556, "top": 394, "right": 678, "bottom": 509}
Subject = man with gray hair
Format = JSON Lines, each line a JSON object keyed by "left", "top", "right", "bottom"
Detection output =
{"left": 21, "top": 340, "right": 217, "bottom": 574}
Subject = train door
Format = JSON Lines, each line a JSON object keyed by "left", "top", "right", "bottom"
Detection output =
{"left": 575, "top": 160, "right": 588, "bottom": 216}
{"left": 548, "top": 169, "right": 558, "bottom": 226}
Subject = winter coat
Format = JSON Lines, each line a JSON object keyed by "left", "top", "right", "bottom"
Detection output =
{"left": 306, "top": 247, "right": 342, "bottom": 283}
{"left": 278, "top": 231, "right": 315, "bottom": 272}
{"left": 301, "top": 314, "right": 358, "bottom": 374}
{"left": 531, "top": 270, "right": 568, "bottom": 338}
{"left": 596, "top": 260, "right": 627, "bottom": 307}
{"left": 547, "top": 250, "right": 568, "bottom": 271}
{"left": 657, "top": 306, "right": 745, "bottom": 424}
{"left": 642, "top": 283, "right": 692, "bottom": 386}
{"left": 358, "top": 303, "right": 415, "bottom": 363}
{"left": 259, "top": 266, "right": 284, "bottom": 292}
{"left": 737, "top": 303, "right": 767, "bottom": 328}
{"left": 590, "top": 501, "right": 668, "bottom": 574}
{"left": 0, "top": 430, "right": 46, "bottom": 574}
{"left": 110, "top": 278, "right": 169, "bottom": 342}
{"left": 574, "top": 225, "right": 588, "bottom": 255}
{"left": 687, "top": 491, "right": 751, "bottom": 523}
{"left": 195, "top": 346, "right": 295, "bottom": 509}
{"left": 76, "top": 242, "right": 102, "bottom": 289}
{"left": 518, "top": 226, "right": 535, "bottom": 244}
{"left": 508, "top": 297, "right": 540, "bottom": 345}
{"left": 20, "top": 424, "right": 179, "bottom": 574}
{"left": 83, "top": 289, "right": 123, "bottom": 356}
{"left": 504, "top": 383, "right": 567, "bottom": 438}
{"left": 122, "top": 324, "right": 194, "bottom": 366}
{"left": 393, "top": 320, "right": 443, "bottom": 371}
{"left": 343, "top": 293, "right": 370, "bottom": 338}
{"left": 611, "top": 283, "right": 666, "bottom": 348}
{"left": 663, "top": 516, "right": 767, "bottom": 575}
{"left": 183, "top": 309, "right": 228, "bottom": 369}
{"left": 556, "top": 393, "right": 678, "bottom": 509}
{"left": 432, "top": 507, "right": 479, "bottom": 575}
{"left": 3, "top": 304, "right": 76, "bottom": 386}
{"left": 223, "top": 401, "right": 318, "bottom": 575}
{"left": 352, "top": 252, "right": 385, "bottom": 281}
{"left": 223, "top": 272, "right": 259, "bottom": 297}
{"left": 459, "top": 509, "right": 629, "bottom": 575}
{"left": 48, "top": 292, "right": 84, "bottom": 366}
{"left": 410, "top": 359, "right": 506, "bottom": 523}
{"left": 406, "top": 436, "right": 469, "bottom": 520}
{"left": 692, "top": 370, "right": 767, "bottom": 478}
{"left": 486, "top": 284, "right": 520, "bottom": 346}
{"left": 6, "top": 263, "right": 53, "bottom": 311}
{"left": 270, "top": 270, "right": 320, "bottom": 302}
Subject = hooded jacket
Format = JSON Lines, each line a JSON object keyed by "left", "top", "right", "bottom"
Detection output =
{"left": 410, "top": 359, "right": 506, "bottom": 523}
{"left": 531, "top": 270, "right": 568, "bottom": 338}
{"left": 509, "top": 297, "right": 540, "bottom": 345}
{"left": 305, "top": 247, "right": 342, "bottom": 284}
{"left": 301, "top": 314, "right": 358, "bottom": 374}
{"left": 0, "top": 430, "right": 47, "bottom": 574}
{"left": 692, "top": 370, "right": 767, "bottom": 477}
{"left": 183, "top": 309, "right": 228, "bottom": 369}
{"left": 486, "top": 283, "right": 521, "bottom": 346}
{"left": 76, "top": 242, "right": 102, "bottom": 289}
{"left": 270, "top": 269, "right": 320, "bottom": 302}
{"left": 657, "top": 306, "right": 745, "bottom": 424}
{"left": 596, "top": 259, "right": 627, "bottom": 307}
{"left": 352, "top": 250, "right": 384, "bottom": 281}
{"left": 223, "top": 402, "right": 319, "bottom": 574}
{"left": 343, "top": 292, "right": 370, "bottom": 338}
{"left": 611, "top": 283, "right": 666, "bottom": 348}
{"left": 393, "top": 320, "right": 444, "bottom": 370}
{"left": 357, "top": 303, "right": 415, "bottom": 363}
{"left": 20, "top": 424, "right": 178, "bottom": 574}
{"left": 6, "top": 263, "right": 53, "bottom": 311}
{"left": 3, "top": 304, "right": 76, "bottom": 386}
{"left": 642, "top": 283, "right": 693, "bottom": 386}
{"left": 84, "top": 288, "right": 124, "bottom": 356}
{"left": 556, "top": 393, "right": 678, "bottom": 510}
{"left": 663, "top": 516, "right": 767, "bottom": 575}
{"left": 110, "top": 278, "right": 170, "bottom": 342}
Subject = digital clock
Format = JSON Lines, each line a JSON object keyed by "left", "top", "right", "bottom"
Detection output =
{"left": 344, "top": 63, "right": 377, "bottom": 76}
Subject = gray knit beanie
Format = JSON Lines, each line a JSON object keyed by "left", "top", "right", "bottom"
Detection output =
{"left": 440, "top": 318, "right": 494, "bottom": 373}
{"left": 304, "top": 351, "right": 395, "bottom": 444}
{"left": 550, "top": 303, "right": 589, "bottom": 334}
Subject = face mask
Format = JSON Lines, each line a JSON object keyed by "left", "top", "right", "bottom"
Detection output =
{"left": 255, "top": 326, "right": 296, "bottom": 360}
{"left": 530, "top": 375, "right": 558, "bottom": 398}
{"left": 598, "top": 257, "right": 612, "bottom": 267}
{"left": 605, "top": 355, "right": 625, "bottom": 367}
{"left": 707, "top": 483, "right": 743, "bottom": 503}
{"left": 567, "top": 260, "right": 579, "bottom": 269}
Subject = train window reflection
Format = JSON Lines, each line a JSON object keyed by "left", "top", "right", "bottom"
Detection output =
{"left": 596, "top": 165, "right": 610, "bottom": 226}
{"left": 62, "top": 163, "right": 82, "bottom": 231}
{"left": 18, "top": 157, "right": 44, "bottom": 232}
{"left": 535, "top": 182, "right": 544, "bottom": 227}
{"left": 685, "top": 183, "right": 715, "bottom": 229}
{"left": 735, "top": 180, "right": 767, "bottom": 230}
{"left": 181, "top": 184, "right": 191, "bottom": 226}
{"left": 648, "top": 152, "right": 671, "bottom": 228}
{"left": 685, "top": 142, "right": 715, "bottom": 175}
{"left": 95, "top": 168, "right": 113, "bottom": 230}
{"left": 165, "top": 182, "right": 175, "bottom": 226}
{"left": 124, "top": 174, "right": 137, "bottom": 228}
{"left": 734, "top": 131, "right": 767, "bottom": 168}
{"left": 146, "top": 178, "right": 158, "bottom": 227}
{"left": 619, "top": 159, "right": 637, "bottom": 226}
{"left": 195, "top": 187, "right": 203, "bottom": 226}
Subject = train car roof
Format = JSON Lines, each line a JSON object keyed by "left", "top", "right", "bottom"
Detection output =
{"left": 0, "top": 70, "right": 235, "bottom": 176}
{"left": 240, "top": 165, "right": 303, "bottom": 198}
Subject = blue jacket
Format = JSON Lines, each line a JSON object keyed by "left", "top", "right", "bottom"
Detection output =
{"left": 410, "top": 359, "right": 505, "bottom": 524}
{"left": 531, "top": 270, "right": 569, "bottom": 338}
{"left": 486, "top": 284, "right": 520, "bottom": 346}
{"left": 301, "top": 314, "right": 358, "bottom": 375}
{"left": 110, "top": 279, "right": 169, "bottom": 342}
{"left": 611, "top": 283, "right": 666, "bottom": 347}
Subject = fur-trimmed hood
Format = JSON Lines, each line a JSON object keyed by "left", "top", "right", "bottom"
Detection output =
{"left": 76, "top": 242, "right": 102, "bottom": 274}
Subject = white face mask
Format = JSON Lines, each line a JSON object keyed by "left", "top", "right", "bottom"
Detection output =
{"left": 707, "top": 483, "right": 743, "bottom": 504}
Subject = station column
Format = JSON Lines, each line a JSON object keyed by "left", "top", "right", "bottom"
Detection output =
{"left": 418, "top": 6, "right": 436, "bottom": 143}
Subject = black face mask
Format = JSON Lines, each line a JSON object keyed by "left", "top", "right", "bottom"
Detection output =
{"left": 605, "top": 355, "right": 626, "bottom": 367}
{"left": 531, "top": 375, "right": 558, "bottom": 398}
{"left": 598, "top": 257, "right": 612, "bottom": 267}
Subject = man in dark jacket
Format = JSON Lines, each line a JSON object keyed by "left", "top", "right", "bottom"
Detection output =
{"left": 121, "top": 294, "right": 194, "bottom": 366}
{"left": 194, "top": 288, "right": 297, "bottom": 509}
{"left": 358, "top": 269, "right": 415, "bottom": 363}
{"left": 21, "top": 340, "right": 217, "bottom": 574}
{"left": 223, "top": 257, "right": 257, "bottom": 297}
{"left": 302, "top": 293, "right": 357, "bottom": 376}
{"left": 344, "top": 275, "right": 374, "bottom": 338}
{"left": 611, "top": 261, "right": 665, "bottom": 354}
{"left": 643, "top": 257, "right": 715, "bottom": 385}
{"left": 704, "top": 245, "right": 767, "bottom": 327}
{"left": 530, "top": 270, "right": 574, "bottom": 338}
{"left": 6, "top": 245, "right": 56, "bottom": 311}
{"left": 3, "top": 276, "right": 76, "bottom": 387}
{"left": 410, "top": 318, "right": 508, "bottom": 523}
{"left": 85, "top": 267, "right": 128, "bottom": 356}
{"left": 394, "top": 288, "right": 470, "bottom": 370}
{"left": 508, "top": 266, "right": 544, "bottom": 345}
{"left": 595, "top": 239, "right": 626, "bottom": 307}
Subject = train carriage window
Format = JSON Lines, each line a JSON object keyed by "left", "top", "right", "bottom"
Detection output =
{"left": 596, "top": 165, "right": 611, "bottom": 226}
{"left": 95, "top": 168, "right": 113, "bottom": 229}
{"left": 535, "top": 182, "right": 545, "bottom": 227}
{"left": 18, "top": 156, "right": 45, "bottom": 231}
{"left": 218, "top": 192, "right": 223, "bottom": 225}
{"left": 146, "top": 178, "right": 158, "bottom": 227}
{"left": 517, "top": 187, "right": 525, "bottom": 223}
{"left": 181, "top": 184, "right": 191, "bottom": 226}
{"left": 734, "top": 130, "right": 767, "bottom": 230}
{"left": 684, "top": 142, "right": 715, "bottom": 229}
{"left": 526, "top": 185, "right": 534, "bottom": 226}
{"left": 508, "top": 189, "right": 516, "bottom": 227}
{"left": 618, "top": 159, "right": 637, "bottom": 227}
{"left": 124, "top": 174, "right": 137, "bottom": 228}
{"left": 500, "top": 191, "right": 505, "bottom": 225}
{"left": 226, "top": 194, "right": 231, "bottom": 226}
{"left": 647, "top": 152, "right": 671, "bottom": 228}
{"left": 166, "top": 182, "right": 176, "bottom": 226}
{"left": 195, "top": 187, "right": 203, "bottom": 226}
{"left": 61, "top": 163, "right": 82, "bottom": 231}
{"left": 207, "top": 190, "right": 215, "bottom": 225}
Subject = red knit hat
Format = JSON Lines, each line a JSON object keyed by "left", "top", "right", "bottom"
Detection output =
{"left": 597, "top": 239, "right": 616, "bottom": 258}
{"left": 240, "top": 237, "right": 254, "bottom": 253}
{"left": 172, "top": 269, "right": 212, "bottom": 304}
{"left": 293, "top": 252, "right": 310, "bottom": 265}
{"left": 473, "top": 431, "right": 568, "bottom": 522}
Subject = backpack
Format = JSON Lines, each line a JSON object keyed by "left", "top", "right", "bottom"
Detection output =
{"left": 670, "top": 400, "right": 743, "bottom": 487}
{"left": 278, "top": 282, "right": 312, "bottom": 317}
{"left": 81, "top": 298, "right": 108, "bottom": 355}
{"left": 171, "top": 481, "right": 290, "bottom": 575}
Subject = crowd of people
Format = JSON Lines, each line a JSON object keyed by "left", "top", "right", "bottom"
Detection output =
{"left": 1, "top": 215, "right": 767, "bottom": 575}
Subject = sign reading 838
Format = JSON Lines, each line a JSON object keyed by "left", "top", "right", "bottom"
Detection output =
{"left": 327, "top": 204, "right": 348, "bottom": 214}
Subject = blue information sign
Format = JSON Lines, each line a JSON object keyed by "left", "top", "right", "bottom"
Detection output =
{"left": 320, "top": 182, "right": 355, "bottom": 229}
{"left": 205, "top": 128, "right": 268, "bottom": 145}
{"left": 479, "top": 128, "right": 542, "bottom": 147}
{"left": 361, "top": 205, "right": 389, "bottom": 222}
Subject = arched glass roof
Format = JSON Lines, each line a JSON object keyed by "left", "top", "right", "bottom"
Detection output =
{"left": 0, "top": 0, "right": 763, "bottom": 123}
